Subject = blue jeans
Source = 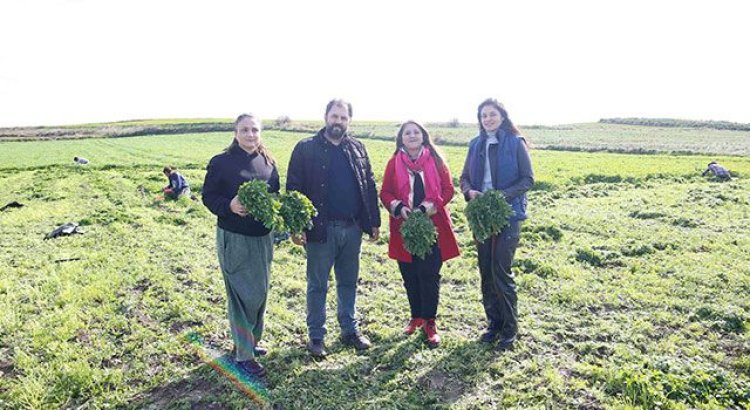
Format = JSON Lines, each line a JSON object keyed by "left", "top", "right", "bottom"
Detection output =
{"left": 305, "top": 221, "right": 362, "bottom": 340}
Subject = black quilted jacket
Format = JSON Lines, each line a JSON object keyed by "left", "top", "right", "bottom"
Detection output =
{"left": 286, "top": 128, "right": 381, "bottom": 243}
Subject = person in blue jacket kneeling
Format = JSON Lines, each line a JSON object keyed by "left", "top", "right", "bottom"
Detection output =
{"left": 162, "top": 165, "right": 191, "bottom": 199}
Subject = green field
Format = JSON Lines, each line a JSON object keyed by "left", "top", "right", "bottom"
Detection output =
{"left": 1, "top": 129, "right": 749, "bottom": 409}
{"left": 4, "top": 119, "right": 750, "bottom": 157}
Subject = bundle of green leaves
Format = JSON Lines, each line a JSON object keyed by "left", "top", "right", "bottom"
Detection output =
{"left": 279, "top": 191, "right": 318, "bottom": 235}
{"left": 237, "top": 179, "right": 284, "bottom": 231}
{"left": 400, "top": 211, "right": 438, "bottom": 259}
{"left": 464, "top": 190, "right": 515, "bottom": 241}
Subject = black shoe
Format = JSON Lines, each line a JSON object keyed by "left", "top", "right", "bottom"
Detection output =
{"left": 479, "top": 328, "right": 501, "bottom": 343}
{"left": 497, "top": 336, "right": 516, "bottom": 351}
{"left": 237, "top": 359, "right": 267, "bottom": 382}
{"left": 341, "top": 332, "right": 371, "bottom": 350}
{"left": 307, "top": 339, "right": 327, "bottom": 357}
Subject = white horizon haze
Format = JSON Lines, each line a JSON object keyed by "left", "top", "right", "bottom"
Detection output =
{"left": 1, "top": 0, "right": 749, "bottom": 128}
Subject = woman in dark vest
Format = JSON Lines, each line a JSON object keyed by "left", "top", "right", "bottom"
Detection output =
{"left": 202, "top": 113, "right": 279, "bottom": 382}
{"left": 380, "top": 121, "right": 460, "bottom": 348}
{"left": 459, "top": 99, "right": 534, "bottom": 350}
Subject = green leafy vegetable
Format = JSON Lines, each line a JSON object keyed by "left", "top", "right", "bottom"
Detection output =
{"left": 464, "top": 190, "right": 515, "bottom": 241}
{"left": 279, "top": 191, "right": 318, "bottom": 235}
{"left": 237, "top": 179, "right": 284, "bottom": 231}
{"left": 400, "top": 211, "right": 438, "bottom": 259}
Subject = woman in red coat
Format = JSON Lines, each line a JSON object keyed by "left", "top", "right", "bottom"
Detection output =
{"left": 380, "top": 121, "right": 460, "bottom": 348}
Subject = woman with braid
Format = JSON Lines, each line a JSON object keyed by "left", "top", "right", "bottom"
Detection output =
{"left": 202, "top": 113, "right": 279, "bottom": 383}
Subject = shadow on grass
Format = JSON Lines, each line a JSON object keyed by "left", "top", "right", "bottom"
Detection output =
{"left": 124, "top": 333, "right": 508, "bottom": 409}
{"left": 124, "top": 353, "right": 276, "bottom": 409}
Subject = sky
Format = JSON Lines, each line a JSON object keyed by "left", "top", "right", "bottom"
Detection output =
{"left": 1, "top": 0, "right": 749, "bottom": 127}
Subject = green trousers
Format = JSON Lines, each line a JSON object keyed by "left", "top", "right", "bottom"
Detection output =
{"left": 216, "top": 227, "right": 273, "bottom": 361}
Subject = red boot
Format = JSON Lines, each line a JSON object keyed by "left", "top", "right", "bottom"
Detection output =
{"left": 424, "top": 319, "right": 441, "bottom": 348}
{"left": 404, "top": 318, "right": 425, "bottom": 335}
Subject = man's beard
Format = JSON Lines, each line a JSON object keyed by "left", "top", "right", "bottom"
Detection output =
{"left": 326, "top": 124, "right": 346, "bottom": 140}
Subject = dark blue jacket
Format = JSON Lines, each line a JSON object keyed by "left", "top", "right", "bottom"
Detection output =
{"left": 202, "top": 145, "right": 280, "bottom": 236}
{"left": 459, "top": 129, "right": 534, "bottom": 222}
{"left": 168, "top": 172, "right": 188, "bottom": 193}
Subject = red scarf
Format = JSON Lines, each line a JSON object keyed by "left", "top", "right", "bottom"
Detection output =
{"left": 395, "top": 147, "right": 441, "bottom": 207}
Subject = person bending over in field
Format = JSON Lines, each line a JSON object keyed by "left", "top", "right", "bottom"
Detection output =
{"left": 202, "top": 113, "right": 280, "bottom": 383}
{"left": 380, "top": 120, "right": 460, "bottom": 349}
{"left": 460, "top": 98, "right": 534, "bottom": 351}
{"left": 701, "top": 161, "right": 731, "bottom": 181}
{"left": 162, "top": 166, "right": 191, "bottom": 199}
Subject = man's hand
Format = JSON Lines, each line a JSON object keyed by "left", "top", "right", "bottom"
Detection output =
{"left": 399, "top": 206, "right": 412, "bottom": 220}
{"left": 467, "top": 190, "right": 482, "bottom": 200}
{"left": 369, "top": 228, "right": 380, "bottom": 242}
{"left": 230, "top": 195, "right": 248, "bottom": 217}
{"left": 292, "top": 232, "right": 307, "bottom": 246}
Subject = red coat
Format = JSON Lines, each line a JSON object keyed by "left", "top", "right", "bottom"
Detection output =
{"left": 380, "top": 156, "right": 460, "bottom": 263}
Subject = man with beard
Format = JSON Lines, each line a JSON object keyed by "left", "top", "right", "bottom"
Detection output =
{"left": 286, "top": 99, "right": 381, "bottom": 357}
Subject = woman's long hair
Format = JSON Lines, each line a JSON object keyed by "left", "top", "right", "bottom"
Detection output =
{"left": 393, "top": 120, "right": 446, "bottom": 170}
{"left": 226, "top": 113, "right": 275, "bottom": 166}
{"left": 477, "top": 98, "right": 523, "bottom": 137}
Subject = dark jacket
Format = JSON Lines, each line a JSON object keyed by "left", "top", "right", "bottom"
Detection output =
{"left": 168, "top": 172, "right": 189, "bottom": 193}
{"left": 202, "top": 145, "right": 280, "bottom": 236}
{"left": 459, "top": 129, "right": 534, "bottom": 222}
{"left": 702, "top": 163, "right": 731, "bottom": 180}
{"left": 286, "top": 128, "right": 381, "bottom": 243}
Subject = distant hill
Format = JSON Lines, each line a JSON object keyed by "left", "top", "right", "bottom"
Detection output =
{"left": 600, "top": 117, "right": 750, "bottom": 131}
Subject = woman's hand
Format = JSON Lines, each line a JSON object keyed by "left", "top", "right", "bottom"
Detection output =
{"left": 230, "top": 195, "right": 248, "bottom": 217}
{"left": 468, "top": 190, "right": 482, "bottom": 200}
{"left": 420, "top": 201, "right": 437, "bottom": 216}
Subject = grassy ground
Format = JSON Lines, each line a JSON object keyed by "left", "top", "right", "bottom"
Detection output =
{"left": 1, "top": 130, "right": 749, "bottom": 409}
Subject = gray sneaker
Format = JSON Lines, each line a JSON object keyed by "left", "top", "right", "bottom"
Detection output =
{"left": 341, "top": 332, "right": 371, "bottom": 350}
{"left": 307, "top": 339, "right": 327, "bottom": 357}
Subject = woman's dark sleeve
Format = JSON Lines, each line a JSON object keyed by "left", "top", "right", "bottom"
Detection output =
{"left": 502, "top": 139, "right": 534, "bottom": 200}
{"left": 202, "top": 157, "right": 232, "bottom": 218}
{"left": 268, "top": 164, "right": 281, "bottom": 194}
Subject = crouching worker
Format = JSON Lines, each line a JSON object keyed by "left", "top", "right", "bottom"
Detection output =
{"left": 162, "top": 166, "right": 191, "bottom": 199}
{"left": 702, "top": 161, "right": 732, "bottom": 181}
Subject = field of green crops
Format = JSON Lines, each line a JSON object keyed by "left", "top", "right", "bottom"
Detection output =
{"left": 351, "top": 122, "right": 750, "bottom": 156}
{"left": 4, "top": 119, "right": 750, "bottom": 156}
{"left": 1, "top": 127, "right": 749, "bottom": 409}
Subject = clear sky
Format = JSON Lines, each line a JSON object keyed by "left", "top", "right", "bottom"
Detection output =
{"left": 1, "top": 0, "right": 749, "bottom": 127}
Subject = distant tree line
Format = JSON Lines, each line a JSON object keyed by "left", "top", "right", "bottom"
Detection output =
{"left": 600, "top": 117, "right": 750, "bottom": 131}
